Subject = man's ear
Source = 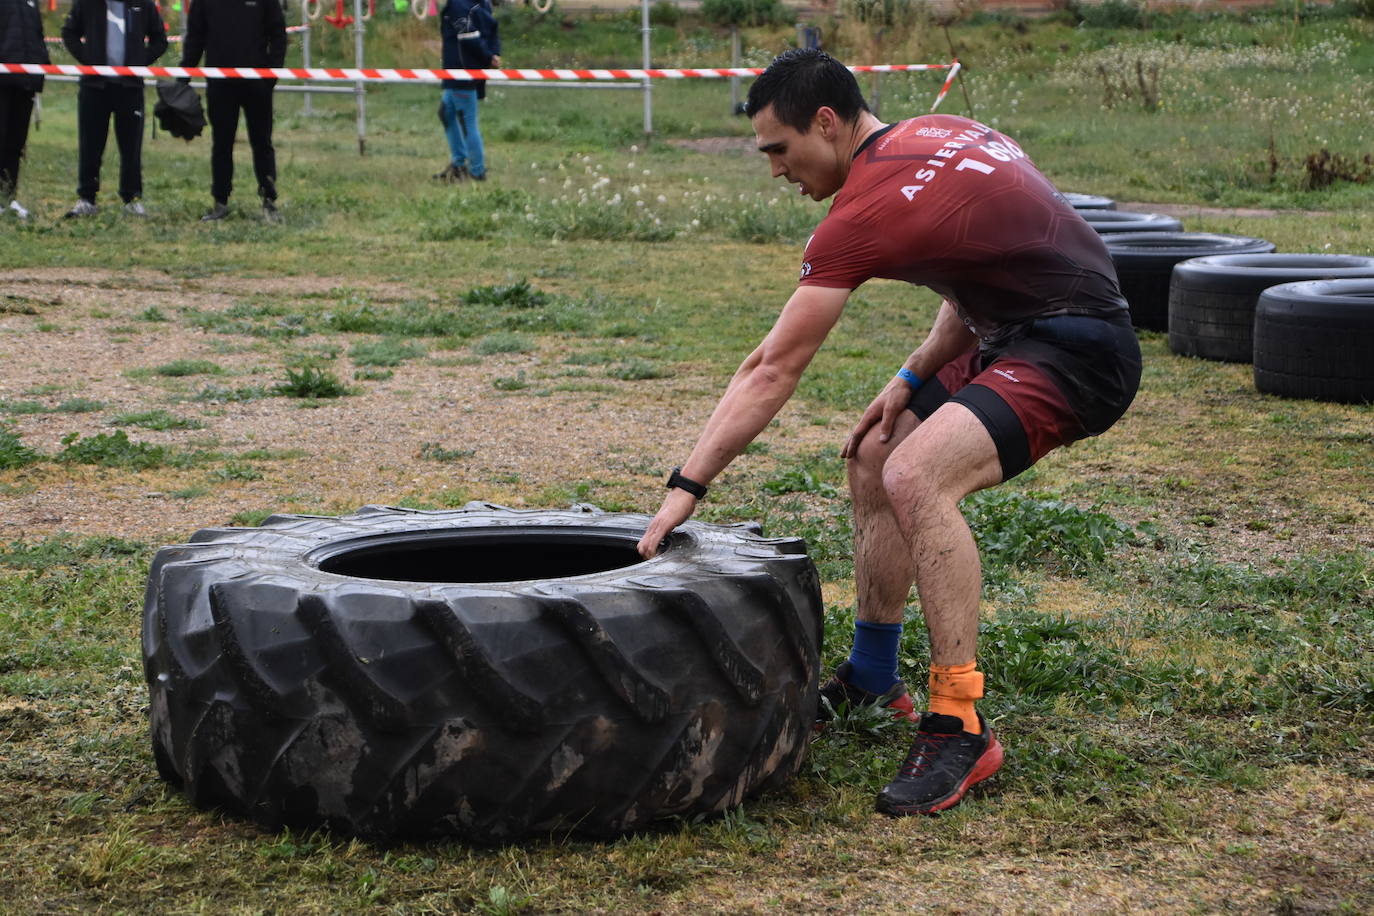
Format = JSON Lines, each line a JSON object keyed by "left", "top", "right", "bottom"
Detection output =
{"left": 813, "top": 106, "right": 839, "bottom": 139}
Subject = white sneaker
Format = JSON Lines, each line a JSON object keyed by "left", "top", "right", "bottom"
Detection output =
{"left": 64, "top": 199, "right": 98, "bottom": 219}
{"left": 7, "top": 200, "right": 29, "bottom": 220}
{"left": 124, "top": 200, "right": 147, "bottom": 217}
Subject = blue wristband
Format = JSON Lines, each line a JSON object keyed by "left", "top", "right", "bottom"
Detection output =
{"left": 896, "top": 368, "right": 923, "bottom": 390}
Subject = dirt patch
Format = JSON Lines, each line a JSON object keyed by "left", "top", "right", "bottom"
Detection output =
{"left": 0, "top": 267, "right": 837, "bottom": 544}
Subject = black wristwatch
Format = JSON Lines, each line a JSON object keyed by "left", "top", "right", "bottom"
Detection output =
{"left": 665, "top": 466, "right": 708, "bottom": 500}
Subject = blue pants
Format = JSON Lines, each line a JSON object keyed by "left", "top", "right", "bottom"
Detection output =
{"left": 439, "top": 88, "right": 484, "bottom": 179}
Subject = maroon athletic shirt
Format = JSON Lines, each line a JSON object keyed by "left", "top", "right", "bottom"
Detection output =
{"left": 798, "top": 115, "right": 1128, "bottom": 344}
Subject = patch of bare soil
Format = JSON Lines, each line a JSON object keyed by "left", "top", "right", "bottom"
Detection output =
{"left": 0, "top": 267, "right": 839, "bottom": 545}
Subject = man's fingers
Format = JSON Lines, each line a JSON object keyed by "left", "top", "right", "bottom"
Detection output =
{"left": 877, "top": 402, "right": 899, "bottom": 441}
{"left": 636, "top": 526, "right": 663, "bottom": 558}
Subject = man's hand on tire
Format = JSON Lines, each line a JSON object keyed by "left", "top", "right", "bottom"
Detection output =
{"left": 637, "top": 488, "right": 698, "bottom": 558}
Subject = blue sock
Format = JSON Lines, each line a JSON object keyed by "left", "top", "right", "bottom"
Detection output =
{"left": 846, "top": 620, "right": 903, "bottom": 695}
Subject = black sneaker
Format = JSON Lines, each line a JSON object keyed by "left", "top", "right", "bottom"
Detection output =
{"left": 201, "top": 202, "right": 229, "bottom": 222}
{"left": 261, "top": 199, "right": 281, "bottom": 223}
{"left": 816, "top": 660, "right": 919, "bottom": 725}
{"left": 432, "top": 163, "right": 468, "bottom": 183}
{"left": 875, "top": 711, "right": 1003, "bottom": 816}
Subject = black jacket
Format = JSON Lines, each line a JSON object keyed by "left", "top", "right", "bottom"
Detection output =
{"left": 180, "top": 0, "right": 287, "bottom": 71}
{"left": 0, "top": 0, "right": 50, "bottom": 93}
{"left": 440, "top": 0, "right": 498, "bottom": 93}
{"left": 61, "top": 0, "right": 168, "bottom": 86}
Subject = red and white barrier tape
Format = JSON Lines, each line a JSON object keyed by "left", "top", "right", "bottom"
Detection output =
{"left": 2, "top": 60, "right": 956, "bottom": 84}
{"left": 929, "top": 61, "right": 961, "bottom": 111}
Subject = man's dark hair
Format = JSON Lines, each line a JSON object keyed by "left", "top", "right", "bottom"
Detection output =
{"left": 745, "top": 49, "right": 869, "bottom": 132}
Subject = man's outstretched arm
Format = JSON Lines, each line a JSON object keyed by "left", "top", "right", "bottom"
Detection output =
{"left": 636, "top": 284, "right": 850, "bottom": 557}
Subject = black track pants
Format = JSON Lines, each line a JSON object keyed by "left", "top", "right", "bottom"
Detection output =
{"left": 206, "top": 79, "right": 276, "bottom": 204}
{"left": 76, "top": 82, "right": 146, "bottom": 203}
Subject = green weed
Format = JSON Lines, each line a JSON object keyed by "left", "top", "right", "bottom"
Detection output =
{"left": 474, "top": 333, "right": 535, "bottom": 355}
{"left": 762, "top": 465, "right": 841, "bottom": 498}
{"left": 492, "top": 371, "right": 529, "bottom": 391}
{"left": 151, "top": 359, "right": 225, "bottom": 377}
{"left": 418, "top": 442, "right": 476, "bottom": 462}
{"left": 461, "top": 279, "right": 551, "bottom": 310}
{"left": 191, "top": 384, "right": 271, "bottom": 403}
{"left": 273, "top": 366, "right": 355, "bottom": 399}
{"left": 0, "top": 399, "right": 47, "bottom": 415}
{"left": 54, "top": 398, "right": 105, "bottom": 414}
{"left": 965, "top": 489, "right": 1138, "bottom": 594}
{"left": 0, "top": 425, "right": 40, "bottom": 470}
{"left": 349, "top": 337, "right": 427, "bottom": 367}
{"left": 109, "top": 410, "right": 205, "bottom": 431}
{"left": 56, "top": 431, "right": 171, "bottom": 470}
{"left": 606, "top": 359, "right": 672, "bottom": 381}
{"left": 228, "top": 508, "right": 278, "bottom": 526}
{"left": 209, "top": 463, "right": 264, "bottom": 482}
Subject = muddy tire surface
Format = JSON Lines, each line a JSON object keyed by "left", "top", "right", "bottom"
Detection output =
{"left": 143, "top": 503, "right": 823, "bottom": 842}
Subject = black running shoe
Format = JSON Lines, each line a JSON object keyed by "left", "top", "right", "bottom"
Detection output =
{"left": 875, "top": 711, "right": 1003, "bottom": 816}
{"left": 816, "top": 660, "right": 919, "bottom": 725}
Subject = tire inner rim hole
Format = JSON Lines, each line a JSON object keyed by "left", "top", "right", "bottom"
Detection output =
{"left": 313, "top": 529, "right": 659, "bottom": 583}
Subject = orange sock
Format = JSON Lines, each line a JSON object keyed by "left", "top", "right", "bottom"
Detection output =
{"left": 928, "top": 661, "right": 984, "bottom": 734}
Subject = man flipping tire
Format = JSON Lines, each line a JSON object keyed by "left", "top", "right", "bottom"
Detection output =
{"left": 637, "top": 50, "right": 1141, "bottom": 816}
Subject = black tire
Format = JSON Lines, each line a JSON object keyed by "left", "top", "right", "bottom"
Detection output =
{"left": 1104, "top": 232, "right": 1276, "bottom": 331}
{"left": 143, "top": 503, "right": 823, "bottom": 842}
{"left": 1080, "top": 210, "right": 1183, "bottom": 234}
{"left": 1254, "top": 279, "right": 1374, "bottom": 403}
{"left": 1062, "top": 192, "right": 1116, "bottom": 211}
{"left": 1170, "top": 254, "right": 1374, "bottom": 363}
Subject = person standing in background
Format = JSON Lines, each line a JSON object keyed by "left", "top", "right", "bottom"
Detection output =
{"left": 180, "top": 0, "right": 287, "bottom": 222}
{"left": 434, "top": 0, "right": 499, "bottom": 183}
{"left": 61, "top": 0, "right": 167, "bottom": 217}
{"left": 0, "top": 0, "right": 49, "bottom": 219}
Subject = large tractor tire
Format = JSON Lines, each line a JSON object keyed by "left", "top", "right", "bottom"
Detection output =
{"left": 1253, "top": 279, "right": 1374, "bottom": 403}
{"left": 1169, "top": 254, "right": 1374, "bottom": 363}
{"left": 143, "top": 503, "right": 823, "bottom": 842}
{"left": 1104, "top": 232, "right": 1276, "bottom": 332}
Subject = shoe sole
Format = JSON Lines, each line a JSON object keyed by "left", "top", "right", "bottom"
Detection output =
{"left": 875, "top": 731, "right": 1004, "bottom": 816}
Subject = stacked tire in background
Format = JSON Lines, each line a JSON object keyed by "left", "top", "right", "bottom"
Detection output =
{"left": 1252, "top": 279, "right": 1374, "bottom": 402}
{"left": 1169, "top": 254, "right": 1374, "bottom": 361}
{"left": 1102, "top": 232, "right": 1276, "bottom": 332}
{"left": 1067, "top": 192, "right": 1374, "bottom": 403}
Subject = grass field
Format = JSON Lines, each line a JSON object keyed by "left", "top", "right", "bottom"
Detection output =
{"left": 2, "top": 3, "right": 1373, "bottom": 913}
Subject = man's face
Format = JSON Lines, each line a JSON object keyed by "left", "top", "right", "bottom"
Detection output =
{"left": 752, "top": 105, "right": 843, "bottom": 202}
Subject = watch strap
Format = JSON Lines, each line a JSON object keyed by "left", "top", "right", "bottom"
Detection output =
{"left": 666, "top": 466, "right": 708, "bottom": 499}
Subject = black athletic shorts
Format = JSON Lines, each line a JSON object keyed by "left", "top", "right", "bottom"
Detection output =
{"left": 908, "top": 314, "right": 1142, "bottom": 481}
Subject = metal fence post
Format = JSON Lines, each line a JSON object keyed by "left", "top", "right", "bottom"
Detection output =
{"left": 729, "top": 26, "right": 740, "bottom": 116}
{"left": 301, "top": 1, "right": 314, "bottom": 116}
{"left": 641, "top": 0, "right": 651, "bottom": 138}
{"left": 354, "top": 0, "right": 366, "bottom": 154}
